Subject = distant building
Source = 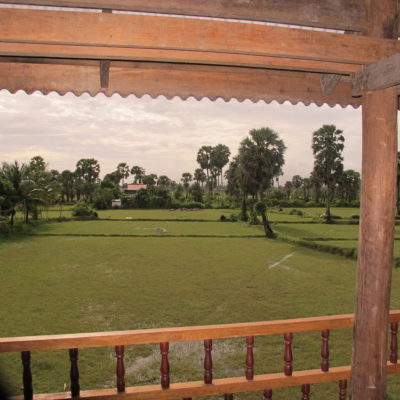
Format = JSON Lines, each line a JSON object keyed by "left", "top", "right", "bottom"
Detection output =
{"left": 111, "top": 199, "right": 122, "bottom": 208}
{"left": 122, "top": 184, "right": 147, "bottom": 195}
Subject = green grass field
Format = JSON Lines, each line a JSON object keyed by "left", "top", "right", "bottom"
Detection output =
{"left": 1, "top": 207, "right": 400, "bottom": 399}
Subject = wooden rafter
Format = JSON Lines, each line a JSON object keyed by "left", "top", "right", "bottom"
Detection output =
{"left": 0, "top": 60, "right": 361, "bottom": 107}
{"left": 0, "top": 9, "right": 398, "bottom": 66}
{"left": 0, "top": 0, "right": 367, "bottom": 32}
{"left": 352, "top": 54, "right": 400, "bottom": 96}
{"left": 0, "top": 43, "right": 362, "bottom": 75}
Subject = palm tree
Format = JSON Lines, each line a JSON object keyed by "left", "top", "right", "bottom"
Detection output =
{"left": 116, "top": 162, "right": 130, "bottom": 186}
{"left": 236, "top": 127, "right": 286, "bottom": 236}
{"left": 194, "top": 168, "right": 206, "bottom": 188}
{"left": 312, "top": 124, "right": 344, "bottom": 222}
{"left": 130, "top": 166, "right": 145, "bottom": 184}
{"left": 75, "top": 158, "right": 100, "bottom": 202}
{"left": 211, "top": 144, "right": 230, "bottom": 186}
{"left": 0, "top": 161, "right": 53, "bottom": 224}
{"left": 181, "top": 172, "right": 193, "bottom": 198}
{"left": 196, "top": 146, "right": 213, "bottom": 192}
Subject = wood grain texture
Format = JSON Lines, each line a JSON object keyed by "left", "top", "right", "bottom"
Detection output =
{"left": 3, "top": 311, "right": 400, "bottom": 353}
{"left": 0, "top": 0, "right": 367, "bottom": 31}
{"left": 0, "top": 312, "right": 364, "bottom": 352}
{"left": 0, "top": 8, "right": 398, "bottom": 65}
{"left": 351, "top": 1, "right": 399, "bottom": 399}
{"left": 9, "top": 364, "right": 400, "bottom": 400}
{"left": 0, "top": 61, "right": 361, "bottom": 108}
{"left": 0, "top": 43, "right": 362, "bottom": 75}
{"left": 352, "top": 53, "right": 400, "bottom": 95}
{"left": 353, "top": 86, "right": 398, "bottom": 400}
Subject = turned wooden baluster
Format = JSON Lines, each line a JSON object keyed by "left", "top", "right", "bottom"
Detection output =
{"left": 283, "top": 332, "right": 293, "bottom": 376}
{"left": 204, "top": 339, "right": 213, "bottom": 384}
{"left": 390, "top": 322, "right": 398, "bottom": 364}
{"left": 339, "top": 380, "right": 347, "bottom": 400}
{"left": 69, "top": 348, "right": 80, "bottom": 397}
{"left": 263, "top": 389, "right": 273, "bottom": 399}
{"left": 321, "top": 329, "right": 330, "bottom": 372}
{"left": 115, "top": 345, "right": 125, "bottom": 392}
{"left": 301, "top": 384, "right": 310, "bottom": 400}
{"left": 224, "top": 394, "right": 233, "bottom": 400}
{"left": 21, "top": 351, "right": 33, "bottom": 400}
{"left": 160, "top": 342, "right": 170, "bottom": 389}
{"left": 245, "top": 336, "right": 254, "bottom": 380}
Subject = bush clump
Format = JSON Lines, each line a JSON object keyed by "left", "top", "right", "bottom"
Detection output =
{"left": 72, "top": 202, "right": 98, "bottom": 218}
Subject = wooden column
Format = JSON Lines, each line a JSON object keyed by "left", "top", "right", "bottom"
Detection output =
{"left": 352, "top": 86, "right": 398, "bottom": 399}
{"left": 351, "top": 1, "right": 398, "bottom": 399}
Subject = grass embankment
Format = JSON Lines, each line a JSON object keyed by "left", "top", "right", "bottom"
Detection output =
{"left": 1, "top": 207, "right": 400, "bottom": 399}
{"left": 268, "top": 207, "right": 400, "bottom": 265}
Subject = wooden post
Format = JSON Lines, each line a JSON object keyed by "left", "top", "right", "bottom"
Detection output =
{"left": 352, "top": 86, "right": 397, "bottom": 399}
{"left": 351, "top": 1, "right": 398, "bottom": 399}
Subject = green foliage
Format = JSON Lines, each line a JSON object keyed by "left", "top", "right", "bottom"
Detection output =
{"left": 134, "top": 188, "right": 151, "bottom": 208}
{"left": 121, "top": 188, "right": 171, "bottom": 209}
{"left": 92, "top": 188, "right": 115, "bottom": 210}
{"left": 254, "top": 201, "right": 266, "bottom": 215}
{"left": 173, "top": 184, "right": 184, "bottom": 201}
{"left": 71, "top": 201, "right": 97, "bottom": 218}
{"left": 236, "top": 127, "right": 286, "bottom": 199}
{"left": 130, "top": 165, "right": 145, "bottom": 184}
{"left": 100, "top": 176, "right": 121, "bottom": 198}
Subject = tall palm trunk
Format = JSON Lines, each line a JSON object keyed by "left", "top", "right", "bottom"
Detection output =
{"left": 261, "top": 212, "right": 275, "bottom": 238}
{"left": 326, "top": 184, "right": 332, "bottom": 222}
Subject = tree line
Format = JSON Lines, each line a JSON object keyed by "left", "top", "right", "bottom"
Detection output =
{"left": 0, "top": 124, "right": 365, "bottom": 231}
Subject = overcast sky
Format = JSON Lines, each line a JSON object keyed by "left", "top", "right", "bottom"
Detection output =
{"left": 0, "top": 90, "right": 366, "bottom": 184}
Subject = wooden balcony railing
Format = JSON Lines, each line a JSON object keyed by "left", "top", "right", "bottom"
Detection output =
{"left": 1, "top": 311, "right": 400, "bottom": 400}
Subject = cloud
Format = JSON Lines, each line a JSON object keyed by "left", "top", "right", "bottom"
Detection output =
{"left": 0, "top": 89, "right": 391, "bottom": 183}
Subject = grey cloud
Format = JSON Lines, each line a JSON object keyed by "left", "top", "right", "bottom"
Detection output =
{"left": 0, "top": 89, "right": 392, "bottom": 183}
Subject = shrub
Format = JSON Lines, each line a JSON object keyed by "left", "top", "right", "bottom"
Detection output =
{"left": 72, "top": 202, "right": 97, "bottom": 218}
{"left": 135, "top": 189, "right": 151, "bottom": 208}
{"left": 92, "top": 188, "right": 114, "bottom": 210}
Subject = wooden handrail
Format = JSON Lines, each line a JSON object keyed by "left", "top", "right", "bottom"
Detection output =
{"left": 2, "top": 311, "right": 400, "bottom": 353}
{"left": 8, "top": 364, "right": 400, "bottom": 400}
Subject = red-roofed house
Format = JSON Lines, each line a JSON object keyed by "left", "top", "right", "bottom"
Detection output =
{"left": 122, "top": 184, "right": 147, "bottom": 195}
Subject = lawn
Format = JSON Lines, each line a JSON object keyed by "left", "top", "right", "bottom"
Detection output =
{"left": 1, "top": 208, "right": 400, "bottom": 399}
{"left": 35, "top": 220, "right": 264, "bottom": 237}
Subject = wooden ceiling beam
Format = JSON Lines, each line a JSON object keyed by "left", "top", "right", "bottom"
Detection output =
{"left": 0, "top": 9, "right": 398, "bottom": 66}
{"left": 352, "top": 53, "right": 400, "bottom": 96}
{"left": 0, "top": 60, "right": 361, "bottom": 108}
{"left": 0, "top": 42, "right": 362, "bottom": 75}
{"left": 0, "top": 0, "right": 367, "bottom": 32}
